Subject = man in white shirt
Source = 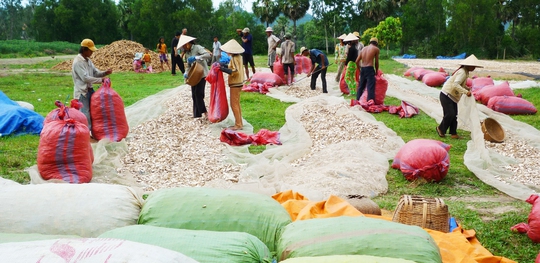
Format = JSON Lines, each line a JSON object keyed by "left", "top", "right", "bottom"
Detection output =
{"left": 211, "top": 36, "right": 221, "bottom": 65}
{"left": 71, "top": 38, "right": 112, "bottom": 131}
{"left": 265, "top": 27, "right": 281, "bottom": 73}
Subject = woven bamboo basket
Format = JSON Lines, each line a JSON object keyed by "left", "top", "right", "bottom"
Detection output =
{"left": 481, "top": 117, "right": 505, "bottom": 143}
{"left": 392, "top": 195, "right": 449, "bottom": 232}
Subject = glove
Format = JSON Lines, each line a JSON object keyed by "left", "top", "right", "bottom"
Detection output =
{"left": 195, "top": 56, "right": 201, "bottom": 60}
{"left": 220, "top": 66, "right": 232, "bottom": 75}
{"left": 187, "top": 56, "right": 196, "bottom": 64}
{"left": 183, "top": 73, "right": 188, "bottom": 79}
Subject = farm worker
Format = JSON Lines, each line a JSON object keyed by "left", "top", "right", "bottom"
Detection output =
{"left": 355, "top": 37, "right": 380, "bottom": 102}
{"left": 236, "top": 27, "right": 255, "bottom": 79}
{"left": 334, "top": 33, "right": 347, "bottom": 82}
{"left": 171, "top": 31, "right": 185, "bottom": 76}
{"left": 220, "top": 39, "right": 245, "bottom": 130}
{"left": 156, "top": 37, "right": 170, "bottom": 71}
{"left": 211, "top": 36, "right": 221, "bottom": 65}
{"left": 300, "top": 46, "right": 329, "bottom": 93}
{"left": 71, "top": 38, "right": 112, "bottom": 132}
{"left": 343, "top": 33, "right": 360, "bottom": 95}
{"left": 353, "top": 31, "right": 364, "bottom": 53}
{"left": 436, "top": 54, "right": 483, "bottom": 139}
{"left": 279, "top": 33, "right": 296, "bottom": 85}
{"left": 179, "top": 34, "right": 211, "bottom": 119}
{"left": 265, "top": 27, "right": 281, "bottom": 73}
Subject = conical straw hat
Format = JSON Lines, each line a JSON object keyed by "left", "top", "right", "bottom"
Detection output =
{"left": 343, "top": 33, "right": 359, "bottom": 42}
{"left": 220, "top": 39, "right": 244, "bottom": 54}
{"left": 177, "top": 34, "right": 197, "bottom": 50}
{"left": 337, "top": 33, "right": 347, "bottom": 40}
{"left": 459, "top": 54, "right": 484, "bottom": 68}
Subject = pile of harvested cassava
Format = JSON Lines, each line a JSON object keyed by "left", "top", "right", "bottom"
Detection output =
{"left": 52, "top": 40, "right": 165, "bottom": 73}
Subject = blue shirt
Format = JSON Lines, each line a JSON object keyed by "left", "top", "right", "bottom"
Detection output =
{"left": 240, "top": 33, "right": 253, "bottom": 55}
{"left": 309, "top": 49, "right": 329, "bottom": 67}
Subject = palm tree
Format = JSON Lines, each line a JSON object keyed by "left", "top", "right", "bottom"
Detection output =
{"left": 252, "top": 0, "right": 281, "bottom": 27}
{"left": 360, "top": 0, "right": 392, "bottom": 22}
{"left": 279, "top": 0, "right": 310, "bottom": 39}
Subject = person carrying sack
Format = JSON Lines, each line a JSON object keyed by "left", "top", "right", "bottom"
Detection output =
{"left": 220, "top": 39, "right": 245, "bottom": 130}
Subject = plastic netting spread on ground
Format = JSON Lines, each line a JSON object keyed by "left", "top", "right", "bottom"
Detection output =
{"left": 27, "top": 70, "right": 539, "bottom": 201}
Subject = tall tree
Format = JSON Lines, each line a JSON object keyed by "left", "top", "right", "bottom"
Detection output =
{"left": 279, "top": 0, "right": 309, "bottom": 39}
{"left": 376, "top": 16, "right": 402, "bottom": 56}
{"left": 252, "top": 0, "right": 280, "bottom": 27}
{"left": 400, "top": 0, "right": 446, "bottom": 56}
{"left": 0, "top": 0, "right": 23, "bottom": 40}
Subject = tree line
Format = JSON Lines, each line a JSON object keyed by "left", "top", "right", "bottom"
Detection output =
{"left": 1, "top": 0, "right": 539, "bottom": 59}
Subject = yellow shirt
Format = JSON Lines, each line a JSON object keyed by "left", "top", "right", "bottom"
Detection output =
{"left": 157, "top": 43, "right": 167, "bottom": 54}
{"left": 142, "top": 53, "right": 151, "bottom": 63}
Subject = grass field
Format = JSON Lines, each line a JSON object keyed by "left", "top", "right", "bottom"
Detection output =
{"left": 1, "top": 48, "right": 539, "bottom": 262}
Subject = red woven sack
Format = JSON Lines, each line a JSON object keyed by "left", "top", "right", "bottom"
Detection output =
{"left": 422, "top": 72, "right": 447, "bottom": 87}
{"left": 294, "top": 55, "right": 303, "bottom": 75}
{"left": 471, "top": 76, "right": 494, "bottom": 93}
{"left": 404, "top": 66, "right": 424, "bottom": 77}
{"left": 511, "top": 194, "right": 540, "bottom": 242}
{"left": 251, "top": 129, "right": 281, "bottom": 145}
{"left": 359, "top": 70, "right": 388, "bottom": 105}
{"left": 339, "top": 65, "right": 350, "bottom": 95}
{"left": 301, "top": 56, "right": 311, "bottom": 74}
{"left": 413, "top": 68, "right": 434, "bottom": 81}
{"left": 206, "top": 63, "right": 229, "bottom": 123}
{"left": 273, "top": 55, "right": 285, "bottom": 82}
{"left": 90, "top": 78, "right": 129, "bottom": 142}
{"left": 37, "top": 119, "right": 93, "bottom": 183}
{"left": 250, "top": 72, "right": 283, "bottom": 87}
{"left": 487, "top": 95, "right": 537, "bottom": 115}
{"left": 391, "top": 139, "right": 451, "bottom": 182}
{"left": 44, "top": 100, "right": 88, "bottom": 127}
{"left": 475, "top": 81, "right": 514, "bottom": 105}
{"left": 220, "top": 129, "right": 253, "bottom": 146}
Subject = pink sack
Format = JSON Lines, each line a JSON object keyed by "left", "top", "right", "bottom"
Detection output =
{"left": 404, "top": 66, "right": 423, "bottom": 77}
{"left": 37, "top": 118, "right": 93, "bottom": 183}
{"left": 44, "top": 100, "right": 88, "bottom": 127}
{"left": 471, "top": 76, "right": 494, "bottom": 93}
{"left": 511, "top": 194, "right": 540, "bottom": 243}
{"left": 413, "top": 68, "right": 435, "bottom": 81}
{"left": 206, "top": 63, "right": 229, "bottom": 123}
{"left": 250, "top": 72, "right": 284, "bottom": 87}
{"left": 487, "top": 96, "right": 537, "bottom": 115}
{"left": 391, "top": 139, "right": 451, "bottom": 182}
{"left": 273, "top": 55, "right": 285, "bottom": 81}
{"left": 359, "top": 70, "right": 388, "bottom": 105}
{"left": 90, "top": 78, "right": 129, "bottom": 142}
{"left": 474, "top": 81, "right": 514, "bottom": 105}
{"left": 422, "top": 72, "right": 448, "bottom": 87}
{"left": 301, "top": 56, "right": 311, "bottom": 74}
{"left": 294, "top": 55, "right": 303, "bottom": 75}
{"left": 339, "top": 65, "right": 350, "bottom": 95}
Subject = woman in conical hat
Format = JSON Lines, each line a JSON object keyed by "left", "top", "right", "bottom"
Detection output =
{"left": 437, "top": 54, "right": 483, "bottom": 139}
{"left": 220, "top": 39, "right": 245, "bottom": 130}
{"left": 179, "top": 34, "right": 212, "bottom": 119}
{"left": 334, "top": 33, "right": 348, "bottom": 82}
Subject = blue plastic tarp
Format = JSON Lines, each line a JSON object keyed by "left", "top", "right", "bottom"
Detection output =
{"left": 0, "top": 91, "right": 44, "bottom": 136}
{"left": 436, "top": 52, "right": 466, "bottom": 60}
{"left": 392, "top": 54, "right": 417, "bottom": 59}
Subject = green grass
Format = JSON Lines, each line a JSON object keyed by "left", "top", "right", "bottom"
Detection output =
{"left": 1, "top": 54, "right": 539, "bottom": 262}
{"left": 0, "top": 40, "right": 83, "bottom": 58}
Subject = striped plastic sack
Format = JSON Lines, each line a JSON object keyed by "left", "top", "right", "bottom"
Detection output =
{"left": 90, "top": 78, "right": 129, "bottom": 141}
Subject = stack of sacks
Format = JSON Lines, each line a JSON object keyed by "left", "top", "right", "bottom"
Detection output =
{"left": 138, "top": 187, "right": 292, "bottom": 256}
{"left": 474, "top": 81, "right": 514, "bottom": 105}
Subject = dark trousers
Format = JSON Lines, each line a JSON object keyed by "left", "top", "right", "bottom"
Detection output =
{"left": 171, "top": 54, "right": 185, "bottom": 75}
{"left": 191, "top": 77, "right": 207, "bottom": 118}
{"left": 310, "top": 66, "right": 327, "bottom": 93}
{"left": 438, "top": 92, "right": 458, "bottom": 135}
{"left": 356, "top": 66, "right": 376, "bottom": 101}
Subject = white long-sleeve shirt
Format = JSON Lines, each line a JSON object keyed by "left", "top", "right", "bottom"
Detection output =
{"left": 72, "top": 54, "right": 107, "bottom": 99}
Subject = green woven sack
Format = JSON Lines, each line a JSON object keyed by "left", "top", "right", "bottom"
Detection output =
{"left": 277, "top": 216, "right": 441, "bottom": 263}
{"left": 138, "top": 187, "right": 292, "bottom": 253}
{"left": 99, "top": 225, "right": 272, "bottom": 263}
{"left": 280, "top": 255, "right": 416, "bottom": 263}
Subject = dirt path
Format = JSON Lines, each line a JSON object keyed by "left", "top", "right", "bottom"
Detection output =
{"left": 0, "top": 55, "right": 74, "bottom": 65}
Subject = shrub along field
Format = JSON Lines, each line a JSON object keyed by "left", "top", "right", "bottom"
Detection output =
{"left": 0, "top": 49, "right": 539, "bottom": 262}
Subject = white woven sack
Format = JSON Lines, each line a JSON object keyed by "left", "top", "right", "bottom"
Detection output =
{"left": 0, "top": 183, "right": 143, "bottom": 237}
{"left": 0, "top": 238, "right": 200, "bottom": 263}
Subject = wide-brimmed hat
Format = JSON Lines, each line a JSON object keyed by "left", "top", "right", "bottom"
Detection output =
{"left": 186, "top": 62, "right": 204, "bottom": 86}
{"left": 265, "top": 27, "right": 273, "bottom": 32}
{"left": 370, "top": 37, "right": 378, "bottom": 44}
{"left": 242, "top": 27, "right": 250, "bottom": 33}
{"left": 337, "top": 33, "right": 347, "bottom": 40}
{"left": 81, "top": 39, "right": 97, "bottom": 51}
{"left": 284, "top": 33, "right": 292, "bottom": 39}
{"left": 300, "top": 47, "right": 308, "bottom": 54}
{"left": 343, "top": 33, "right": 359, "bottom": 42}
{"left": 177, "top": 34, "right": 196, "bottom": 50}
{"left": 459, "top": 54, "right": 484, "bottom": 68}
{"left": 220, "top": 39, "right": 244, "bottom": 54}
{"left": 353, "top": 31, "right": 361, "bottom": 38}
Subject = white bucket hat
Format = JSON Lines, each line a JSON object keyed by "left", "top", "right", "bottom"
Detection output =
{"left": 220, "top": 39, "right": 245, "bottom": 54}
{"left": 265, "top": 27, "right": 273, "bottom": 32}
{"left": 242, "top": 27, "right": 250, "bottom": 33}
{"left": 459, "top": 54, "right": 484, "bottom": 68}
{"left": 177, "top": 34, "right": 196, "bottom": 50}
{"left": 300, "top": 47, "right": 308, "bottom": 54}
